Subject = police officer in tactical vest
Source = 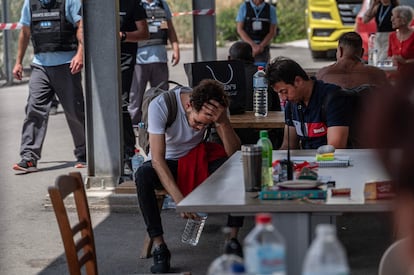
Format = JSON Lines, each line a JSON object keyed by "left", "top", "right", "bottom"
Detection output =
{"left": 12, "top": 0, "right": 86, "bottom": 172}
{"left": 236, "top": 0, "right": 278, "bottom": 65}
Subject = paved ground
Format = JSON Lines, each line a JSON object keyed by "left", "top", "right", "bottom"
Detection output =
{"left": 0, "top": 42, "right": 392, "bottom": 275}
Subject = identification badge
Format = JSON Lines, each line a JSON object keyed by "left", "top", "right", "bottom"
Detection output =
{"left": 252, "top": 20, "right": 262, "bottom": 31}
{"left": 149, "top": 25, "right": 158, "bottom": 33}
{"left": 160, "top": 20, "right": 168, "bottom": 29}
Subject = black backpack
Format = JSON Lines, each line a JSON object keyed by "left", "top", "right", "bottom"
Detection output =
{"left": 137, "top": 80, "right": 187, "bottom": 154}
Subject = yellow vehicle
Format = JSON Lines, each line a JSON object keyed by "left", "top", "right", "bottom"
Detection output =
{"left": 306, "top": 0, "right": 363, "bottom": 59}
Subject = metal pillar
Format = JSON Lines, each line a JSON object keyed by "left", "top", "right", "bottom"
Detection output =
{"left": 192, "top": 0, "right": 216, "bottom": 62}
{"left": 83, "top": 0, "right": 122, "bottom": 188}
{"left": 2, "top": 0, "right": 13, "bottom": 85}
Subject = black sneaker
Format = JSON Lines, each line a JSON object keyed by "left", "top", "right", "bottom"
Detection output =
{"left": 150, "top": 243, "right": 171, "bottom": 274}
{"left": 225, "top": 238, "right": 244, "bottom": 258}
{"left": 13, "top": 159, "right": 38, "bottom": 172}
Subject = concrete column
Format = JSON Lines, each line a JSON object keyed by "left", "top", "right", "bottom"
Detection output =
{"left": 83, "top": 0, "right": 122, "bottom": 188}
{"left": 192, "top": 0, "right": 216, "bottom": 62}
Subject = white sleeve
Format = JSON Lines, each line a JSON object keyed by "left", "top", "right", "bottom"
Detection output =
{"left": 147, "top": 97, "right": 169, "bottom": 135}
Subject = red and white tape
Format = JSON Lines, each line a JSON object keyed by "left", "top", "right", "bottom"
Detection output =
{"left": 0, "top": 8, "right": 215, "bottom": 30}
{"left": 0, "top": 23, "right": 22, "bottom": 30}
{"left": 172, "top": 8, "right": 215, "bottom": 17}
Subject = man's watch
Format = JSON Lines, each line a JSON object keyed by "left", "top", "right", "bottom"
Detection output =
{"left": 121, "top": 31, "right": 127, "bottom": 42}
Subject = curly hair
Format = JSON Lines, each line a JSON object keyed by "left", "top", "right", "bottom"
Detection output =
{"left": 190, "top": 79, "right": 229, "bottom": 112}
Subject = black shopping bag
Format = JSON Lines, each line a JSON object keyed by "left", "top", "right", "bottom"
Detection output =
{"left": 184, "top": 60, "right": 246, "bottom": 114}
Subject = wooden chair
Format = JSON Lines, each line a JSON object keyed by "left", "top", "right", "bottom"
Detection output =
{"left": 378, "top": 239, "right": 409, "bottom": 275}
{"left": 48, "top": 172, "right": 98, "bottom": 275}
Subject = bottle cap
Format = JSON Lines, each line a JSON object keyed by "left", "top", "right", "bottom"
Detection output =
{"left": 258, "top": 66, "right": 264, "bottom": 71}
{"left": 316, "top": 224, "right": 335, "bottom": 235}
{"left": 259, "top": 130, "right": 269, "bottom": 138}
{"left": 231, "top": 262, "right": 245, "bottom": 273}
{"left": 256, "top": 213, "right": 272, "bottom": 224}
{"left": 134, "top": 148, "right": 140, "bottom": 153}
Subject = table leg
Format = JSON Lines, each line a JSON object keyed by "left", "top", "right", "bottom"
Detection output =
{"left": 273, "top": 213, "right": 340, "bottom": 275}
{"left": 273, "top": 213, "right": 310, "bottom": 275}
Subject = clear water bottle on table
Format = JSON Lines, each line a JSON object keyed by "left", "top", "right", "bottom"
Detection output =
{"left": 253, "top": 66, "right": 268, "bottom": 117}
{"left": 368, "top": 33, "right": 378, "bottom": 66}
{"left": 244, "top": 213, "right": 286, "bottom": 275}
{"left": 181, "top": 212, "right": 208, "bottom": 246}
{"left": 302, "top": 224, "right": 349, "bottom": 275}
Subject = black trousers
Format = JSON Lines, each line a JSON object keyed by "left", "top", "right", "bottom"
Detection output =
{"left": 120, "top": 53, "right": 136, "bottom": 159}
{"left": 136, "top": 158, "right": 244, "bottom": 238}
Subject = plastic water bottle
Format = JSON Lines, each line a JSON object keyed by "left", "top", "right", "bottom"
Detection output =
{"left": 131, "top": 148, "right": 145, "bottom": 181}
{"left": 207, "top": 254, "right": 245, "bottom": 275}
{"left": 253, "top": 66, "right": 268, "bottom": 117}
{"left": 207, "top": 227, "right": 245, "bottom": 275}
{"left": 368, "top": 33, "right": 377, "bottom": 66}
{"left": 181, "top": 212, "right": 208, "bottom": 246}
{"left": 257, "top": 130, "right": 273, "bottom": 188}
{"left": 244, "top": 213, "right": 286, "bottom": 275}
{"left": 302, "top": 224, "right": 349, "bottom": 275}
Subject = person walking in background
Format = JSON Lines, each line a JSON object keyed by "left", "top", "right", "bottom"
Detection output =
{"left": 12, "top": 0, "right": 86, "bottom": 172}
{"left": 317, "top": 32, "right": 389, "bottom": 88}
{"left": 136, "top": 80, "right": 242, "bottom": 273}
{"left": 388, "top": 5, "right": 414, "bottom": 68}
{"left": 236, "top": 0, "right": 278, "bottom": 65}
{"left": 363, "top": 0, "right": 399, "bottom": 63}
{"left": 129, "top": 0, "right": 180, "bottom": 127}
{"left": 118, "top": 0, "right": 149, "bottom": 176}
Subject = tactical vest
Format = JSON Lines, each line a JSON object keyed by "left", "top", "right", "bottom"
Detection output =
{"left": 30, "top": 0, "right": 78, "bottom": 54}
{"left": 243, "top": 1, "right": 271, "bottom": 42}
{"left": 138, "top": 1, "right": 168, "bottom": 48}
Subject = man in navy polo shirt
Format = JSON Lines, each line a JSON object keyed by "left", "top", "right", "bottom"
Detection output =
{"left": 266, "top": 57, "right": 350, "bottom": 149}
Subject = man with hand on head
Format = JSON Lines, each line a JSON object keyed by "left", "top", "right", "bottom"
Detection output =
{"left": 135, "top": 79, "right": 242, "bottom": 273}
{"left": 267, "top": 57, "right": 350, "bottom": 150}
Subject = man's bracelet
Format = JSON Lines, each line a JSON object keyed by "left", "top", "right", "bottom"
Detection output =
{"left": 121, "top": 31, "right": 127, "bottom": 42}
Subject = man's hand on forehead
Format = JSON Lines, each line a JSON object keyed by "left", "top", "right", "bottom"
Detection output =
{"left": 202, "top": 99, "right": 225, "bottom": 121}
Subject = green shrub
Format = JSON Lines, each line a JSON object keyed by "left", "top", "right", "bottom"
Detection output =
{"left": 215, "top": 0, "right": 307, "bottom": 44}
{"left": 274, "top": 0, "right": 306, "bottom": 43}
{"left": 216, "top": 8, "right": 239, "bottom": 46}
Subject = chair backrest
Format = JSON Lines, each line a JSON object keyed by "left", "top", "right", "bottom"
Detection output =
{"left": 378, "top": 239, "right": 409, "bottom": 275}
{"left": 48, "top": 172, "right": 98, "bottom": 275}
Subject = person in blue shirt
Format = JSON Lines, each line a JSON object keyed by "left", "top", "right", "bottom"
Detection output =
{"left": 128, "top": 0, "right": 180, "bottom": 127}
{"left": 267, "top": 57, "right": 350, "bottom": 150}
{"left": 12, "top": 0, "right": 86, "bottom": 172}
{"left": 236, "top": 0, "right": 278, "bottom": 64}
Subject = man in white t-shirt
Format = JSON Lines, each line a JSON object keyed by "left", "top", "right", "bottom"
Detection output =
{"left": 135, "top": 79, "right": 242, "bottom": 273}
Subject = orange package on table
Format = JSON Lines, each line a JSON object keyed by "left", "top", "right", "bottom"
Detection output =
{"left": 364, "top": 180, "right": 396, "bottom": 200}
